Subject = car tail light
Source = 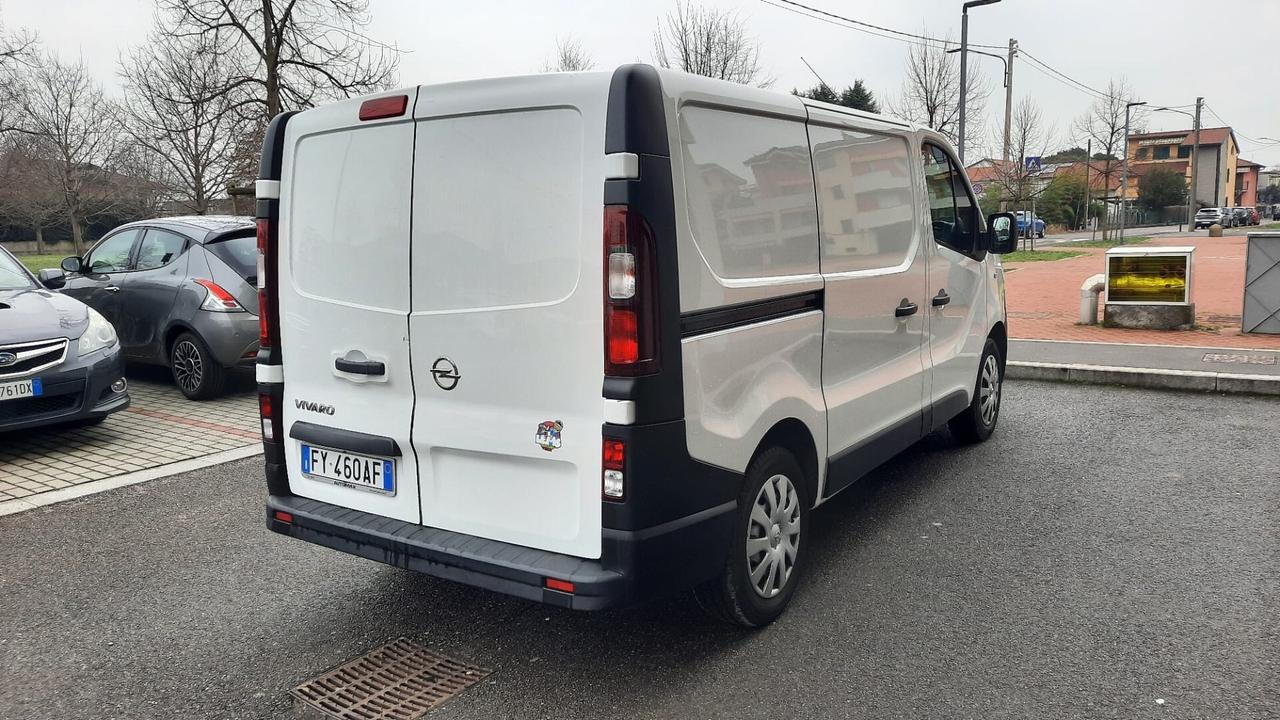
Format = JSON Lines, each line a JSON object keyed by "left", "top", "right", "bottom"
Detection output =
{"left": 602, "top": 437, "right": 625, "bottom": 501}
{"left": 603, "top": 206, "right": 659, "bottom": 375}
{"left": 259, "top": 392, "right": 281, "bottom": 441}
{"left": 194, "top": 279, "right": 244, "bottom": 312}
{"left": 359, "top": 94, "right": 408, "bottom": 121}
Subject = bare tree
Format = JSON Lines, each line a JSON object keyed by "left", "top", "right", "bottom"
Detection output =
{"left": 18, "top": 54, "right": 124, "bottom": 254}
{"left": 1072, "top": 78, "right": 1143, "bottom": 238}
{"left": 986, "top": 99, "right": 1055, "bottom": 207}
{"left": 0, "top": 14, "right": 38, "bottom": 134}
{"left": 157, "top": 0, "right": 400, "bottom": 127}
{"left": 542, "top": 36, "right": 594, "bottom": 73}
{"left": 119, "top": 27, "right": 241, "bottom": 214}
{"left": 889, "top": 34, "right": 988, "bottom": 151}
{"left": 653, "top": 2, "right": 771, "bottom": 87}
{"left": 0, "top": 136, "right": 60, "bottom": 252}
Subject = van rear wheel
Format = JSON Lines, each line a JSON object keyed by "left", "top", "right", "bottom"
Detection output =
{"left": 949, "top": 338, "right": 1003, "bottom": 444}
{"left": 694, "top": 446, "right": 807, "bottom": 627}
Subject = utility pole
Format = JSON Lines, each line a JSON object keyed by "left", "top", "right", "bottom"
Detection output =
{"left": 1188, "top": 97, "right": 1203, "bottom": 226}
{"left": 1003, "top": 39, "right": 1017, "bottom": 165}
{"left": 1118, "top": 100, "right": 1148, "bottom": 244}
{"left": 1084, "top": 138, "right": 1092, "bottom": 238}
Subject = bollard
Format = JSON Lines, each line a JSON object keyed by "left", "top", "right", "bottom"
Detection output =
{"left": 1208, "top": 223, "right": 1223, "bottom": 237}
{"left": 1079, "top": 273, "right": 1106, "bottom": 325}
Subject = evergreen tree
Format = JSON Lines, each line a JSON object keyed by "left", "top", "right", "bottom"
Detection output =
{"left": 794, "top": 80, "right": 879, "bottom": 113}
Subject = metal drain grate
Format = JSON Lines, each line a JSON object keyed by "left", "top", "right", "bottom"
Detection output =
{"left": 291, "top": 638, "right": 490, "bottom": 720}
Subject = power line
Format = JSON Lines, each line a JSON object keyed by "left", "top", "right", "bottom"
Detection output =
{"left": 1203, "top": 103, "right": 1275, "bottom": 147}
{"left": 765, "top": 0, "right": 1006, "bottom": 51}
{"left": 1017, "top": 49, "right": 1110, "bottom": 100}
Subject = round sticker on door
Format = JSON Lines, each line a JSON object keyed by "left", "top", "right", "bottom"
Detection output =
{"left": 535, "top": 420, "right": 563, "bottom": 452}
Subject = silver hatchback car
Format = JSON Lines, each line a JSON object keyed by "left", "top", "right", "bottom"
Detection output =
{"left": 57, "top": 216, "right": 259, "bottom": 399}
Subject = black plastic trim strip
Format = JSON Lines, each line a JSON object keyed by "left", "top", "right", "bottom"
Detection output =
{"left": 680, "top": 290, "right": 823, "bottom": 339}
{"left": 823, "top": 410, "right": 923, "bottom": 499}
{"left": 288, "top": 421, "right": 402, "bottom": 457}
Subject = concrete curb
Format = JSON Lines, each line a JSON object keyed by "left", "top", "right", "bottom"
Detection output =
{"left": 0, "top": 444, "right": 262, "bottom": 518}
{"left": 1007, "top": 361, "right": 1280, "bottom": 396}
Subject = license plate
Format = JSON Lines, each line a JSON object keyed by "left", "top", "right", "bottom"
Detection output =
{"left": 0, "top": 378, "right": 41, "bottom": 402}
{"left": 300, "top": 443, "right": 395, "bottom": 495}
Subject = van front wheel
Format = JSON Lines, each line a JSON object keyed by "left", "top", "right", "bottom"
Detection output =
{"left": 949, "top": 338, "right": 1003, "bottom": 444}
{"left": 694, "top": 447, "right": 807, "bottom": 627}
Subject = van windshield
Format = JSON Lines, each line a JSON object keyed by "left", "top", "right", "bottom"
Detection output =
{"left": 206, "top": 232, "right": 257, "bottom": 283}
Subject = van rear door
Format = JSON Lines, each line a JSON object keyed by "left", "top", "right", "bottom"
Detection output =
{"left": 407, "top": 76, "right": 608, "bottom": 559}
{"left": 277, "top": 91, "right": 422, "bottom": 524}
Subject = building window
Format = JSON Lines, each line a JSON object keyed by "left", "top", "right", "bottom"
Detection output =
{"left": 1153, "top": 146, "right": 1171, "bottom": 160}
{"left": 831, "top": 184, "right": 844, "bottom": 199}
{"left": 840, "top": 218, "right": 854, "bottom": 233}
{"left": 1178, "top": 146, "right": 1191, "bottom": 159}
{"left": 1136, "top": 147, "right": 1148, "bottom": 160}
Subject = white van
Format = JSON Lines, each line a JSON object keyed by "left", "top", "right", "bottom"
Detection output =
{"left": 255, "top": 65, "right": 1017, "bottom": 626}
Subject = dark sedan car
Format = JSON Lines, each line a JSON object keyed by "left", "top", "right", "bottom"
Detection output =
{"left": 0, "top": 244, "right": 129, "bottom": 432}
{"left": 59, "top": 216, "right": 259, "bottom": 400}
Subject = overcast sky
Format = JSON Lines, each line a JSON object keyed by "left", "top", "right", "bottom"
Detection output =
{"left": 7, "top": 0, "right": 1279, "bottom": 167}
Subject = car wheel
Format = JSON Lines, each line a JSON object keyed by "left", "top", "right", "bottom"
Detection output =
{"left": 170, "top": 332, "right": 227, "bottom": 400}
{"left": 949, "top": 338, "right": 1003, "bottom": 444}
{"left": 694, "top": 446, "right": 808, "bottom": 627}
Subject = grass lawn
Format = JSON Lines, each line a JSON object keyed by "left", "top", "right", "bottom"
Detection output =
{"left": 15, "top": 254, "right": 67, "bottom": 273}
{"left": 1061, "top": 235, "right": 1151, "bottom": 248}
{"left": 1000, "top": 249, "right": 1086, "bottom": 262}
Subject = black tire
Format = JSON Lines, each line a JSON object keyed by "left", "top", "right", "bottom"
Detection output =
{"left": 948, "top": 338, "right": 1004, "bottom": 445}
{"left": 694, "top": 446, "right": 809, "bottom": 627}
{"left": 169, "top": 331, "right": 227, "bottom": 400}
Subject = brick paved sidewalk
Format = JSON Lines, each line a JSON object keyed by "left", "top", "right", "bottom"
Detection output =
{"left": 1004, "top": 234, "right": 1280, "bottom": 349}
{"left": 0, "top": 376, "right": 258, "bottom": 503}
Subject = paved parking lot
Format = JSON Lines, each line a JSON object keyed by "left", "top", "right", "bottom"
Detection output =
{"left": 2, "top": 381, "right": 1276, "bottom": 720}
{"left": 0, "top": 369, "right": 258, "bottom": 509}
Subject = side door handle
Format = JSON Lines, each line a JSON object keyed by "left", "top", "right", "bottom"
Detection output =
{"left": 104, "top": 286, "right": 121, "bottom": 293}
{"left": 894, "top": 299, "right": 919, "bottom": 317}
{"left": 335, "top": 358, "right": 386, "bottom": 376}
{"left": 932, "top": 290, "right": 951, "bottom": 307}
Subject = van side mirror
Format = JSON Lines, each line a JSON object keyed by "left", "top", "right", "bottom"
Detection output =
{"left": 60, "top": 256, "right": 83, "bottom": 274}
{"left": 38, "top": 267, "right": 66, "bottom": 289}
{"left": 986, "top": 212, "right": 1017, "bottom": 253}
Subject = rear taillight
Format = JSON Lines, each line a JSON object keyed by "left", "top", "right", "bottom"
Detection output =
{"left": 259, "top": 392, "right": 281, "bottom": 441}
{"left": 256, "top": 218, "right": 273, "bottom": 350}
{"left": 603, "top": 206, "right": 659, "bottom": 375}
{"left": 194, "top": 278, "right": 244, "bottom": 312}
{"left": 602, "top": 437, "right": 625, "bottom": 501}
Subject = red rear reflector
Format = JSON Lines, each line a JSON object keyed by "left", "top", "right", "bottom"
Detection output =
{"left": 273, "top": 511, "right": 293, "bottom": 524}
{"left": 607, "top": 309, "right": 639, "bottom": 364}
{"left": 545, "top": 578, "right": 575, "bottom": 593}
{"left": 602, "top": 438, "right": 625, "bottom": 469}
{"left": 359, "top": 95, "right": 408, "bottom": 121}
{"left": 259, "top": 393, "right": 273, "bottom": 418}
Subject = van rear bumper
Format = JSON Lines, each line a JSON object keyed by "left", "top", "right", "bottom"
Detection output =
{"left": 266, "top": 493, "right": 735, "bottom": 611}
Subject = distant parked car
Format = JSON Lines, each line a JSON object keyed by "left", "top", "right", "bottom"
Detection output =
{"left": 1231, "top": 207, "right": 1250, "bottom": 227}
{"left": 59, "top": 216, "right": 258, "bottom": 400}
{"left": 1194, "top": 207, "right": 1230, "bottom": 229}
{"left": 0, "top": 244, "right": 129, "bottom": 432}
{"left": 1015, "top": 210, "right": 1045, "bottom": 238}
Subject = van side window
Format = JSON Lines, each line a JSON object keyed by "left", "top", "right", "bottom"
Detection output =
{"left": 809, "top": 125, "right": 916, "bottom": 272}
{"left": 922, "top": 144, "right": 977, "bottom": 255}
{"left": 679, "top": 107, "right": 818, "bottom": 279}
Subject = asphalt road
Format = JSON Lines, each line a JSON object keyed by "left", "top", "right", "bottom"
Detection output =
{"left": 1, "top": 381, "right": 1276, "bottom": 720}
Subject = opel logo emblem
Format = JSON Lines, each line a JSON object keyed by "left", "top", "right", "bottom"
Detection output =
{"left": 0, "top": 352, "right": 16, "bottom": 367}
{"left": 431, "top": 357, "right": 460, "bottom": 391}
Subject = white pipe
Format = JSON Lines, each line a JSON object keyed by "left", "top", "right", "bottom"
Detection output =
{"left": 1079, "top": 273, "right": 1106, "bottom": 325}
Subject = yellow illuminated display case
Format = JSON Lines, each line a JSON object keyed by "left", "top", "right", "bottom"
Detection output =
{"left": 1104, "top": 246, "right": 1195, "bottom": 305}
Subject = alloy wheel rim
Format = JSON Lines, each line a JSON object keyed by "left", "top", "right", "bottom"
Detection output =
{"left": 979, "top": 354, "right": 1001, "bottom": 426}
{"left": 746, "top": 473, "right": 801, "bottom": 599}
{"left": 173, "top": 340, "right": 203, "bottom": 393}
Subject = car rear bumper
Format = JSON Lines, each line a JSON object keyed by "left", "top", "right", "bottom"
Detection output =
{"left": 0, "top": 346, "right": 130, "bottom": 433}
{"left": 265, "top": 491, "right": 736, "bottom": 610}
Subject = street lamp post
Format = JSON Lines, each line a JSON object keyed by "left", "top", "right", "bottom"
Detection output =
{"left": 1118, "top": 100, "right": 1147, "bottom": 244}
{"left": 1150, "top": 103, "right": 1201, "bottom": 231}
{"left": 948, "top": 44, "right": 1013, "bottom": 166}
{"left": 957, "top": 0, "right": 1002, "bottom": 164}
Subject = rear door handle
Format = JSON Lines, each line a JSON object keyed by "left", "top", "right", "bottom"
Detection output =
{"left": 894, "top": 299, "right": 919, "bottom": 317}
{"left": 932, "top": 290, "right": 951, "bottom": 307}
{"left": 335, "top": 358, "right": 385, "bottom": 376}
{"left": 104, "top": 286, "right": 120, "bottom": 293}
